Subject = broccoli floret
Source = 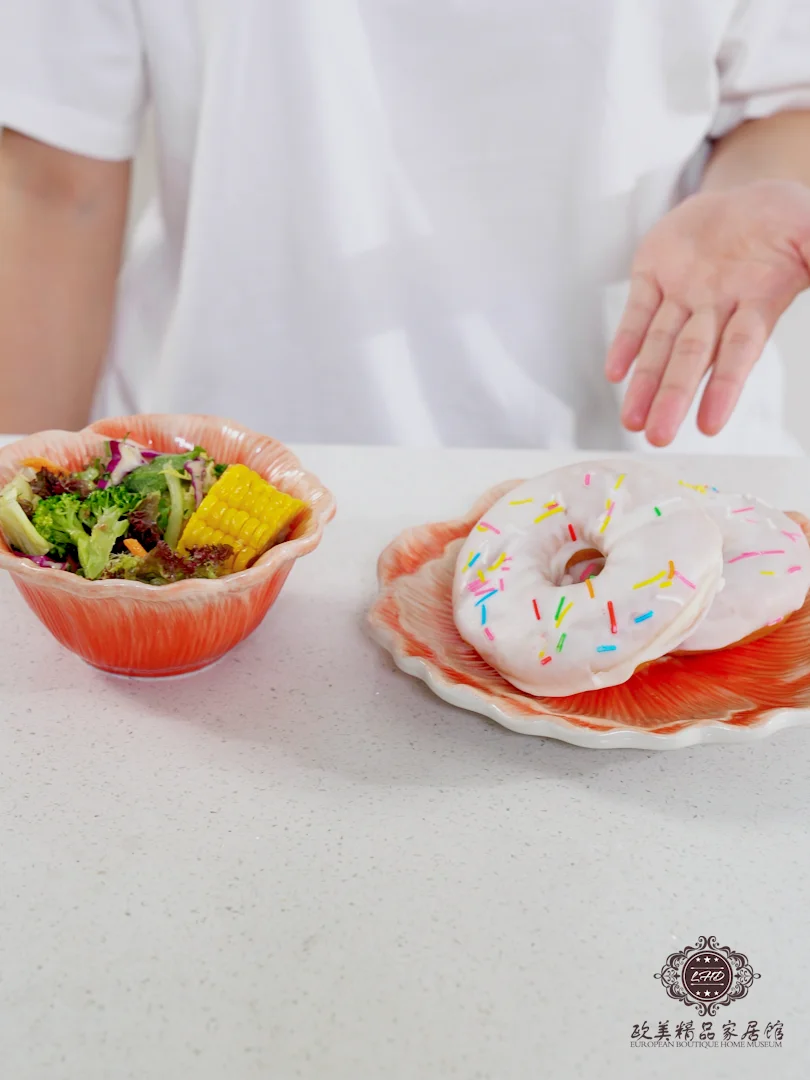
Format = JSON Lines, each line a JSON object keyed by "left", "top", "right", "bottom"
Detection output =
{"left": 32, "top": 493, "right": 131, "bottom": 580}
{"left": 81, "top": 485, "right": 143, "bottom": 525}
{"left": 32, "top": 494, "right": 85, "bottom": 557}
{"left": 0, "top": 475, "right": 52, "bottom": 557}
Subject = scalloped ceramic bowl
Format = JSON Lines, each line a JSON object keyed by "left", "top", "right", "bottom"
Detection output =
{"left": 0, "top": 415, "right": 336, "bottom": 677}
{"left": 368, "top": 480, "right": 810, "bottom": 750}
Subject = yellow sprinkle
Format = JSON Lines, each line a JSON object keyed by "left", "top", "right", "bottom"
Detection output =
{"left": 534, "top": 507, "right": 565, "bottom": 524}
{"left": 614, "top": 474, "right": 626, "bottom": 490}
{"left": 488, "top": 553, "right": 507, "bottom": 571}
{"left": 598, "top": 514, "right": 612, "bottom": 535}
{"left": 760, "top": 570, "right": 775, "bottom": 576}
{"left": 660, "top": 581, "right": 673, "bottom": 589}
{"left": 633, "top": 571, "right": 666, "bottom": 589}
{"left": 464, "top": 551, "right": 475, "bottom": 570}
{"left": 679, "top": 480, "right": 707, "bottom": 494}
{"left": 538, "top": 650, "right": 546, "bottom": 659}
{"left": 477, "top": 569, "right": 487, "bottom": 583}
{"left": 509, "top": 499, "right": 534, "bottom": 505}
{"left": 586, "top": 578, "right": 595, "bottom": 599}
{"left": 555, "top": 601, "right": 574, "bottom": 628}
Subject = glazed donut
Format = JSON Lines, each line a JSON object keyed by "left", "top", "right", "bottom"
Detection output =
{"left": 453, "top": 460, "right": 723, "bottom": 696}
{"left": 676, "top": 489, "right": 810, "bottom": 652}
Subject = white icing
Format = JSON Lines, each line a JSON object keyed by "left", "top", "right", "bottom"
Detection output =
{"left": 453, "top": 460, "right": 724, "bottom": 696}
{"left": 677, "top": 489, "right": 810, "bottom": 652}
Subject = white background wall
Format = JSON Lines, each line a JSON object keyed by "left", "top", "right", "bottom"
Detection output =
{"left": 129, "top": 126, "right": 810, "bottom": 450}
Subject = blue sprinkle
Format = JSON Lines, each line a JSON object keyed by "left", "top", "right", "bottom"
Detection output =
{"left": 634, "top": 611, "right": 654, "bottom": 623}
{"left": 596, "top": 645, "right": 617, "bottom": 653}
{"left": 481, "top": 605, "right": 487, "bottom": 626}
{"left": 475, "top": 589, "right": 499, "bottom": 606}
{"left": 468, "top": 553, "right": 481, "bottom": 568}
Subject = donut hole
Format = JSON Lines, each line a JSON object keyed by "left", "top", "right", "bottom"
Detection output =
{"left": 563, "top": 547, "right": 606, "bottom": 584}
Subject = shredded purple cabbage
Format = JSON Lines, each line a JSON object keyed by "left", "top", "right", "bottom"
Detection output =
{"left": 184, "top": 460, "right": 206, "bottom": 507}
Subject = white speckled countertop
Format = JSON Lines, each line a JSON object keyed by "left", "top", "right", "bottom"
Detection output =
{"left": 1, "top": 441, "right": 809, "bottom": 1080}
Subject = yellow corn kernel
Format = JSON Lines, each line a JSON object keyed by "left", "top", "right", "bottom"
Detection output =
{"left": 178, "top": 464, "right": 305, "bottom": 571}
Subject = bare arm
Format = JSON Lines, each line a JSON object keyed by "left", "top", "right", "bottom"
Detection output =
{"left": 0, "top": 129, "right": 131, "bottom": 433}
{"left": 701, "top": 109, "right": 810, "bottom": 193}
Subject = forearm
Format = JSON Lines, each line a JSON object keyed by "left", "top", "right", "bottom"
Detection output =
{"left": 701, "top": 109, "right": 810, "bottom": 193}
{"left": 0, "top": 131, "right": 130, "bottom": 434}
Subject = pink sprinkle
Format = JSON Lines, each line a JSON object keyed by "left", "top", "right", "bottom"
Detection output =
{"left": 745, "top": 518, "right": 758, "bottom": 524}
{"left": 760, "top": 550, "right": 786, "bottom": 556}
{"left": 578, "top": 562, "right": 599, "bottom": 582}
{"left": 477, "top": 521, "right": 501, "bottom": 534}
{"left": 468, "top": 580, "right": 489, "bottom": 593}
{"left": 674, "top": 571, "right": 696, "bottom": 589}
{"left": 727, "top": 551, "right": 759, "bottom": 564}
{"left": 584, "top": 473, "right": 591, "bottom": 486}
{"left": 788, "top": 565, "right": 802, "bottom": 574}
{"left": 484, "top": 628, "right": 495, "bottom": 641}
{"left": 783, "top": 530, "right": 801, "bottom": 543}
{"left": 731, "top": 506, "right": 755, "bottom": 514}
{"left": 499, "top": 578, "right": 505, "bottom": 591}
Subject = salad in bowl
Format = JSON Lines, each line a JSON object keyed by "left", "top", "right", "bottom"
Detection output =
{"left": 0, "top": 415, "right": 335, "bottom": 677}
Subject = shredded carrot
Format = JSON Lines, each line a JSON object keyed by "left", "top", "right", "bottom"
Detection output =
{"left": 124, "top": 538, "right": 148, "bottom": 558}
{"left": 21, "top": 456, "right": 67, "bottom": 474}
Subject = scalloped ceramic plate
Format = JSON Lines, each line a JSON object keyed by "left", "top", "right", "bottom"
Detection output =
{"left": 368, "top": 480, "right": 810, "bottom": 749}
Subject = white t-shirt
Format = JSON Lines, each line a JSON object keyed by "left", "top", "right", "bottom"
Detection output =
{"left": 1, "top": 0, "right": 810, "bottom": 452}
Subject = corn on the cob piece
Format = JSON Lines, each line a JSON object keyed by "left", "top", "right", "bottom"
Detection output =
{"left": 178, "top": 464, "right": 305, "bottom": 572}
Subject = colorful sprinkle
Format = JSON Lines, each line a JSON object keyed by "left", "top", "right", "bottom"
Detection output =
{"left": 633, "top": 571, "right": 666, "bottom": 589}
{"left": 586, "top": 578, "right": 595, "bottom": 599}
{"left": 579, "top": 562, "right": 599, "bottom": 582}
{"left": 475, "top": 589, "right": 498, "bottom": 606}
{"left": 568, "top": 523, "right": 577, "bottom": 542}
{"left": 614, "top": 474, "right": 626, "bottom": 491}
{"left": 660, "top": 581, "right": 673, "bottom": 589}
{"left": 554, "top": 596, "right": 566, "bottom": 621}
{"left": 760, "top": 550, "right": 786, "bottom": 556}
{"left": 541, "top": 656, "right": 552, "bottom": 665}
{"left": 674, "top": 571, "right": 696, "bottom": 589}
{"left": 556, "top": 633, "right": 567, "bottom": 653}
{"left": 477, "top": 521, "right": 501, "bottom": 534}
{"left": 488, "top": 553, "right": 507, "bottom": 571}
{"left": 783, "top": 530, "right": 802, "bottom": 543}
{"left": 584, "top": 473, "right": 591, "bottom": 486}
{"left": 788, "top": 566, "right": 802, "bottom": 574}
{"left": 653, "top": 506, "right": 662, "bottom": 517}
{"left": 555, "top": 601, "right": 574, "bottom": 628}
{"left": 731, "top": 506, "right": 755, "bottom": 514}
{"left": 667, "top": 560, "right": 675, "bottom": 579}
{"left": 509, "top": 498, "right": 534, "bottom": 505}
{"left": 679, "top": 480, "right": 707, "bottom": 493}
{"left": 727, "top": 551, "right": 760, "bottom": 564}
{"left": 760, "top": 570, "right": 775, "bottom": 576}
{"left": 634, "top": 611, "right": 654, "bottom": 623}
{"left": 599, "top": 501, "right": 615, "bottom": 534}
{"left": 481, "top": 606, "right": 487, "bottom": 625}
{"left": 499, "top": 577, "right": 505, "bottom": 591}
{"left": 484, "top": 627, "right": 495, "bottom": 641}
{"left": 532, "top": 599, "right": 541, "bottom": 620}
{"left": 596, "top": 645, "right": 617, "bottom": 653}
{"left": 608, "top": 600, "right": 617, "bottom": 635}
{"left": 477, "top": 569, "right": 487, "bottom": 583}
{"left": 534, "top": 507, "right": 565, "bottom": 524}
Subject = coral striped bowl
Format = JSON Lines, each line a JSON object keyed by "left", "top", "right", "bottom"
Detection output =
{"left": 368, "top": 480, "right": 810, "bottom": 750}
{"left": 0, "top": 415, "right": 336, "bottom": 677}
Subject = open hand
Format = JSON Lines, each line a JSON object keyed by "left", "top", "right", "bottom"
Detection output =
{"left": 605, "top": 179, "right": 810, "bottom": 445}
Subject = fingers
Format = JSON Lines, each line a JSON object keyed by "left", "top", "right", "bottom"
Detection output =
{"left": 605, "top": 273, "right": 662, "bottom": 383}
{"left": 643, "top": 307, "right": 721, "bottom": 446}
{"left": 697, "top": 305, "right": 772, "bottom": 436}
{"left": 620, "top": 299, "right": 690, "bottom": 431}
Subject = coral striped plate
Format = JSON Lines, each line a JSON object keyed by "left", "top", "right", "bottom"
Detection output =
{"left": 368, "top": 480, "right": 810, "bottom": 749}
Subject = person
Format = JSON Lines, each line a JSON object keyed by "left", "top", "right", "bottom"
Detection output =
{"left": 0, "top": 1, "right": 809, "bottom": 455}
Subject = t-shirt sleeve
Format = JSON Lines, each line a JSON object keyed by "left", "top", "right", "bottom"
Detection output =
{"left": 0, "top": 0, "right": 145, "bottom": 160}
{"left": 710, "top": 0, "right": 810, "bottom": 139}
